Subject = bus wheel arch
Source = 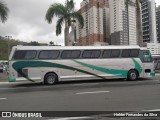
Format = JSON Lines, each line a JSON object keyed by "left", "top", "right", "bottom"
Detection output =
{"left": 44, "top": 72, "right": 59, "bottom": 85}
{"left": 127, "top": 69, "right": 139, "bottom": 81}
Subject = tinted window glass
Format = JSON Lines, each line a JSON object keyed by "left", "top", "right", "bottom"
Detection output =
{"left": 82, "top": 50, "right": 101, "bottom": 58}
{"left": 130, "top": 49, "right": 139, "bottom": 57}
{"left": 122, "top": 50, "right": 130, "bottom": 57}
{"left": 13, "top": 50, "right": 37, "bottom": 60}
{"left": 61, "top": 50, "right": 81, "bottom": 59}
{"left": 102, "top": 50, "right": 111, "bottom": 58}
{"left": 111, "top": 50, "right": 120, "bottom": 58}
{"left": 39, "top": 50, "right": 59, "bottom": 59}
{"left": 143, "top": 51, "right": 152, "bottom": 62}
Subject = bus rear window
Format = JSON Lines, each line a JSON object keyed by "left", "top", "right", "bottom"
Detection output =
{"left": 13, "top": 50, "right": 37, "bottom": 60}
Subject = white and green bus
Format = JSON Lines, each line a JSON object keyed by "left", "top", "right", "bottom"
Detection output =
{"left": 8, "top": 45, "right": 155, "bottom": 85}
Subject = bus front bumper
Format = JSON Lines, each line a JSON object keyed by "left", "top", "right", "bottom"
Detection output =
{"left": 150, "top": 72, "right": 155, "bottom": 77}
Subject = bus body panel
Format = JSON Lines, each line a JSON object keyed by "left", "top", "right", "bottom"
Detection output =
{"left": 8, "top": 46, "right": 155, "bottom": 83}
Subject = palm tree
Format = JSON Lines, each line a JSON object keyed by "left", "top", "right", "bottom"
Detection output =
{"left": 125, "top": 0, "right": 143, "bottom": 47}
{"left": 45, "top": 0, "right": 84, "bottom": 46}
{"left": 0, "top": 0, "right": 9, "bottom": 23}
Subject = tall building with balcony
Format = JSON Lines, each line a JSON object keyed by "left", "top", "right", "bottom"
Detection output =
{"left": 141, "top": 0, "right": 157, "bottom": 45}
{"left": 76, "top": 0, "right": 110, "bottom": 46}
{"left": 156, "top": 5, "right": 160, "bottom": 43}
{"left": 109, "top": 0, "right": 137, "bottom": 45}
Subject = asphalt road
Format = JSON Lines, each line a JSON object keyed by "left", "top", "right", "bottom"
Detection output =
{"left": 0, "top": 75, "right": 160, "bottom": 120}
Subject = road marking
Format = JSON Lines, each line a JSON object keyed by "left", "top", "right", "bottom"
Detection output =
{"left": 48, "top": 117, "right": 91, "bottom": 120}
{"left": 76, "top": 91, "right": 110, "bottom": 95}
{"left": 73, "top": 83, "right": 100, "bottom": 86}
{"left": 0, "top": 98, "right": 7, "bottom": 100}
{"left": 0, "top": 87, "right": 27, "bottom": 89}
{"left": 144, "top": 109, "right": 160, "bottom": 111}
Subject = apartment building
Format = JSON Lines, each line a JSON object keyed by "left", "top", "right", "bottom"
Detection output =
{"left": 109, "top": 0, "right": 137, "bottom": 45}
{"left": 147, "top": 43, "right": 160, "bottom": 55}
{"left": 76, "top": 0, "right": 110, "bottom": 46}
{"left": 141, "top": 0, "right": 157, "bottom": 45}
{"left": 157, "top": 5, "right": 160, "bottom": 43}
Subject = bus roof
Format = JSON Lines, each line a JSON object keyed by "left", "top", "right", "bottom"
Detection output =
{"left": 13, "top": 45, "right": 141, "bottom": 50}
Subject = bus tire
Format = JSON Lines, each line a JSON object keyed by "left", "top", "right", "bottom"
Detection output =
{"left": 127, "top": 70, "right": 138, "bottom": 81}
{"left": 44, "top": 73, "right": 58, "bottom": 85}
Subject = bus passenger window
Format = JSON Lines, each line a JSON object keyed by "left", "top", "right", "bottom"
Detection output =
{"left": 82, "top": 50, "right": 101, "bottom": 58}
{"left": 39, "top": 51, "right": 59, "bottom": 59}
{"left": 122, "top": 50, "right": 130, "bottom": 58}
{"left": 110, "top": 50, "right": 120, "bottom": 58}
{"left": 25, "top": 51, "right": 37, "bottom": 59}
{"left": 102, "top": 50, "right": 111, "bottom": 58}
{"left": 13, "top": 50, "right": 37, "bottom": 60}
{"left": 61, "top": 50, "right": 81, "bottom": 59}
{"left": 130, "top": 49, "right": 139, "bottom": 57}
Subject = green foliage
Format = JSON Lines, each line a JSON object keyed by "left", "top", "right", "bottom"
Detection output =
{"left": 0, "top": 0, "right": 9, "bottom": 23}
{"left": 0, "top": 39, "right": 47, "bottom": 60}
{"left": 45, "top": 0, "right": 84, "bottom": 36}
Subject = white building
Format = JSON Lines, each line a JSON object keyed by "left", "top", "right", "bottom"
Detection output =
{"left": 109, "top": 0, "right": 137, "bottom": 45}
{"left": 147, "top": 43, "right": 160, "bottom": 55}
{"left": 76, "top": 0, "right": 110, "bottom": 46}
{"left": 141, "top": 0, "right": 157, "bottom": 45}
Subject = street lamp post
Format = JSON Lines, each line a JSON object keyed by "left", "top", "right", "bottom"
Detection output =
{"left": 5, "top": 36, "right": 12, "bottom": 61}
{"left": 71, "top": 19, "right": 77, "bottom": 46}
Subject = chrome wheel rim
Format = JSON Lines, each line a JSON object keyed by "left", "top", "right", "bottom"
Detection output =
{"left": 130, "top": 72, "right": 136, "bottom": 80}
{"left": 47, "top": 76, "right": 55, "bottom": 84}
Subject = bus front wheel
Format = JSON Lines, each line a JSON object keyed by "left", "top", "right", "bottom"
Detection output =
{"left": 44, "top": 73, "right": 58, "bottom": 85}
{"left": 127, "top": 70, "right": 138, "bottom": 81}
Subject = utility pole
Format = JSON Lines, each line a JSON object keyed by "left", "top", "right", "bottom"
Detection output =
{"left": 5, "top": 36, "right": 12, "bottom": 61}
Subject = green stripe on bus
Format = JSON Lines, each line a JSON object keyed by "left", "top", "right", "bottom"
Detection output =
{"left": 12, "top": 61, "right": 106, "bottom": 81}
{"left": 73, "top": 60, "right": 128, "bottom": 77}
{"left": 73, "top": 58, "right": 142, "bottom": 77}
{"left": 131, "top": 58, "right": 142, "bottom": 74}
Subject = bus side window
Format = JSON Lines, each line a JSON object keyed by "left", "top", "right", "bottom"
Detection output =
{"left": 110, "top": 50, "right": 120, "bottom": 58}
{"left": 39, "top": 50, "right": 59, "bottom": 59}
{"left": 25, "top": 51, "right": 37, "bottom": 59}
{"left": 82, "top": 50, "right": 101, "bottom": 58}
{"left": 13, "top": 50, "right": 36, "bottom": 60}
{"left": 130, "top": 49, "right": 139, "bottom": 57}
{"left": 61, "top": 50, "right": 81, "bottom": 59}
{"left": 122, "top": 49, "right": 130, "bottom": 58}
{"left": 13, "top": 51, "right": 26, "bottom": 60}
{"left": 102, "top": 50, "right": 111, "bottom": 58}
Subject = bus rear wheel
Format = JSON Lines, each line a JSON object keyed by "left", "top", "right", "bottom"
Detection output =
{"left": 44, "top": 73, "right": 58, "bottom": 85}
{"left": 127, "top": 70, "right": 138, "bottom": 81}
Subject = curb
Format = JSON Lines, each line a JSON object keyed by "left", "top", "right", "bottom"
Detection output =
{"left": 156, "top": 73, "right": 160, "bottom": 76}
{"left": 0, "top": 82, "right": 9, "bottom": 84}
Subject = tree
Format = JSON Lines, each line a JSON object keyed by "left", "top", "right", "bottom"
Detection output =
{"left": 0, "top": 0, "right": 9, "bottom": 23}
{"left": 27, "top": 41, "right": 40, "bottom": 46}
{"left": 125, "top": 0, "right": 143, "bottom": 47}
{"left": 45, "top": 0, "right": 84, "bottom": 46}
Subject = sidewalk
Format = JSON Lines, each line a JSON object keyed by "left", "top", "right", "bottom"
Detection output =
{"left": 0, "top": 73, "right": 8, "bottom": 82}
{"left": 155, "top": 70, "right": 160, "bottom": 73}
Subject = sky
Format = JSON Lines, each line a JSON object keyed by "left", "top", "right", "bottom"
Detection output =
{"left": 0, "top": 0, "right": 160, "bottom": 45}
